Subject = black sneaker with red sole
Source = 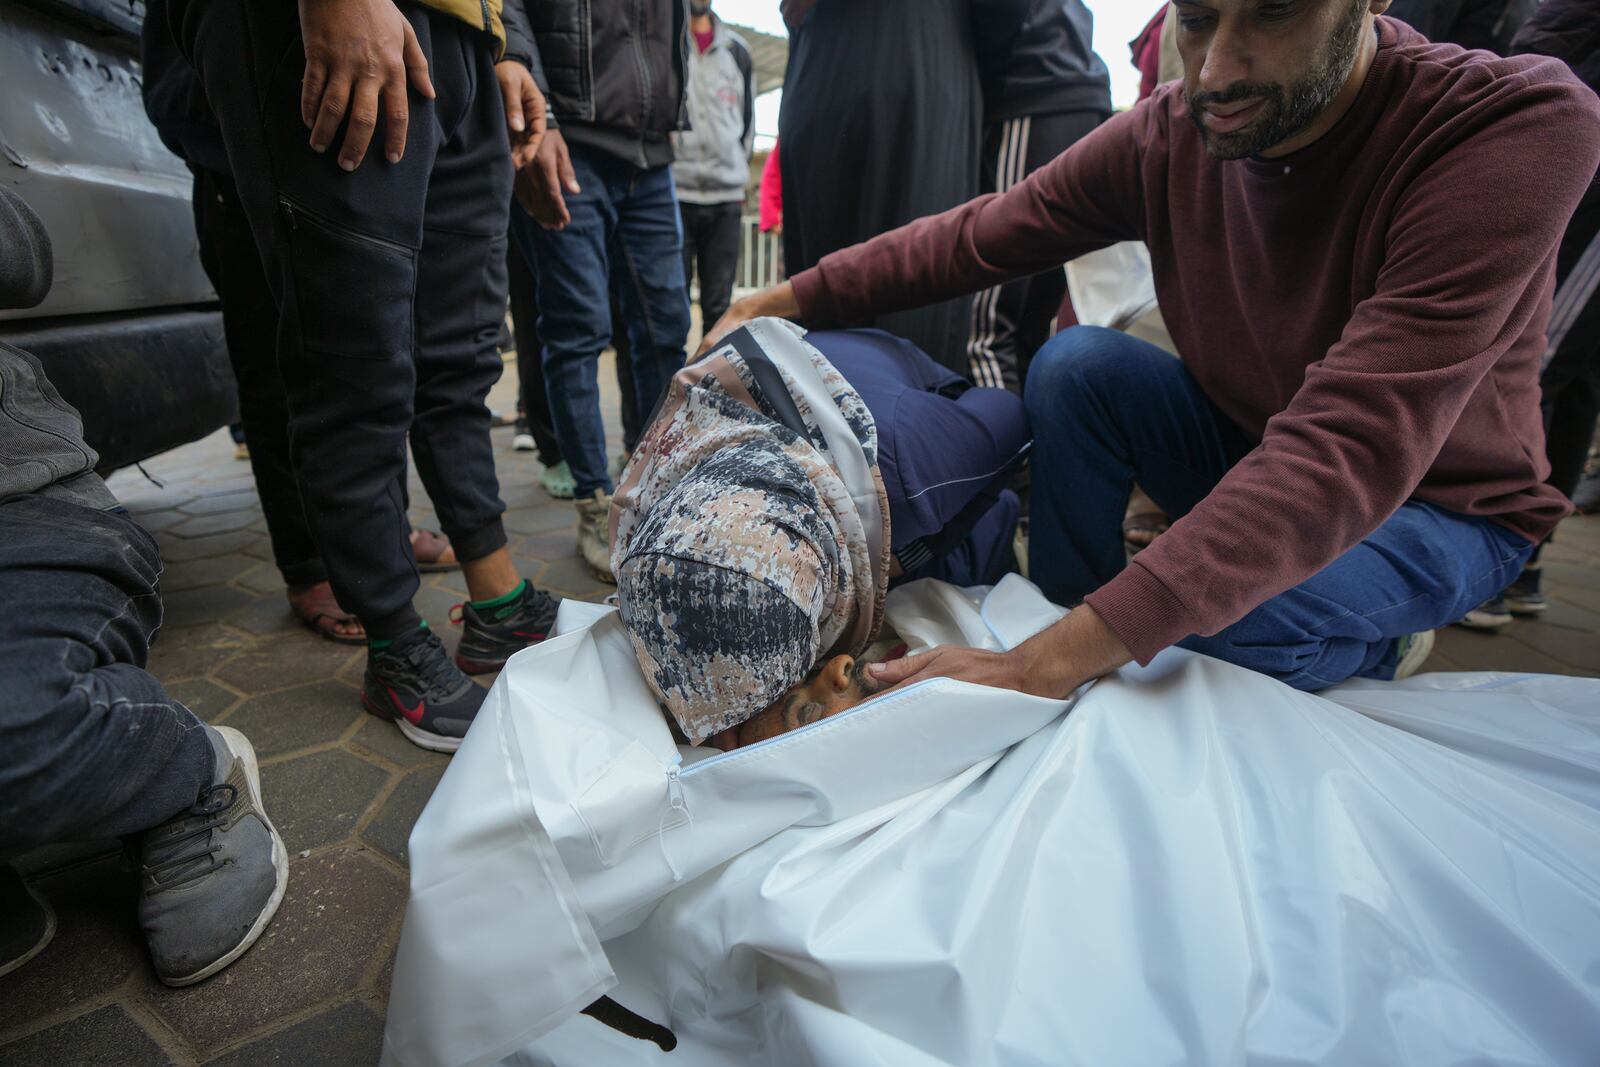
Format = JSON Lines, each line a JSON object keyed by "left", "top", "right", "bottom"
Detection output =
{"left": 361, "top": 628, "right": 487, "bottom": 753}
{"left": 451, "top": 580, "right": 561, "bottom": 674}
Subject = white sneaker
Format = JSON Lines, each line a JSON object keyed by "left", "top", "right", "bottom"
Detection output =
{"left": 1392, "top": 630, "right": 1435, "bottom": 680}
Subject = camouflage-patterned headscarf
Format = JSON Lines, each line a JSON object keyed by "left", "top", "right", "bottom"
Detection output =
{"left": 610, "top": 320, "right": 891, "bottom": 744}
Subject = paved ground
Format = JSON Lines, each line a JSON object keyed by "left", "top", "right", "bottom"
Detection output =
{"left": 2, "top": 352, "right": 1598, "bottom": 1065}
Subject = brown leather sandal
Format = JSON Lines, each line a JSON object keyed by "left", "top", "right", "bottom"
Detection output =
{"left": 286, "top": 582, "right": 367, "bottom": 644}
{"left": 410, "top": 529, "right": 458, "bottom": 573}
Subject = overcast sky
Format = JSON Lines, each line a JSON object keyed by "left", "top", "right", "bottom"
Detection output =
{"left": 711, "top": 0, "right": 1156, "bottom": 147}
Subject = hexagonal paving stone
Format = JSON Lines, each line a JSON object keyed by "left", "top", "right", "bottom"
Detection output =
{"left": 158, "top": 585, "right": 257, "bottom": 630}
{"left": 164, "top": 677, "right": 243, "bottom": 722}
{"left": 223, "top": 681, "right": 363, "bottom": 758}
{"left": 212, "top": 633, "right": 360, "bottom": 694}
{"left": 157, "top": 528, "right": 262, "bottom": 563}
{"left": 1435, "top": 626, "right": 1573, "bottom": 675}
{"left": 204, "top": 1000, "right": 386, "bottom": 1067}
{"left": 502, "top": 503, "right": 575, "bottom": 535}
{"left": 259, "top": 749, "right": 391, "bottom": 853}
{"left": 350, "top": 716, "right": 452, "bottom": 770}
{"left": 0, "top": 1006, "right": 171, "bottom": 1066}
{"left": 146, "top": 624, "right": 252, "bottom": 681}
{"left": 159, "top": 552, "right": 259, "bottom": 593}
{"left": 0, "top": 857, "right": 146, "bottom": 1035}
{"left": 539, "top": 556, "right": 614, "bottom": 598}
{"left": 223, "top": 592, "right": 302, "bottom": 638}
{"left": 170, "top": 509, "right": 262, "bottom": 539}
{"left": 138, "top": 849, "right": 407, "bottom": 1055}
{"left": 361, "top": 764, "right": 447, "bottom": 865}
{"left": 178, "top": 489, "right": 261, "bottom": 516}
{"left": 522, "top": 528, "right": 578, "bottom": 562}
{"left": 130, "top": 508, "right": 187, "bottom": 534}
{"left": 235, "top": 562, "right": 288, "bottom": 596}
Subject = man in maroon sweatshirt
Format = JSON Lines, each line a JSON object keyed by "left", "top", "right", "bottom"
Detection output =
{"left": 704, "top": 1, "right": 1600, "bottom": 700}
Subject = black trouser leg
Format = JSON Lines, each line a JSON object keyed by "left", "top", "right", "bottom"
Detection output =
{"left": 967, "top": 110, "right": 1106, "bottom": 393}
{"left": 687, "top": 201, "right": 743, "bottom": 333}
{"left": 407, "top": 94, "right": 513, "bottom": 563}
{"left": 0, "top": 497, "right": 213, "bottom": 853}
{"left": 190, "top": 166, "right": 326, "bottom": 587}
{"left": 507, "top": 226, "right": 563, "bottom": 466}
{"left": 176, "top": 0, "right": 507, "bottom": 632}
{"left": 1542, "top": 192, "right": 1600, "bottom": 501}
{"left": 609, "top": 290, "right": 641, "bottom": 454}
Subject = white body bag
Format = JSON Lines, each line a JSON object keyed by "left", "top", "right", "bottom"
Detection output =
{"left": 383, "top": 576, "right": 1600, "bottom": 1067}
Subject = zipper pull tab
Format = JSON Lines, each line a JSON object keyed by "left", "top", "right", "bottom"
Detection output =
{"left": 666, "top": 766, "right": 686, "bottom": 815}
{"left": 659, "top": 768, "right": 691, "bottom": 883}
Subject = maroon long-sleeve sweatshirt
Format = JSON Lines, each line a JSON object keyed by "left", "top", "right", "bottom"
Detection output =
{"left": 790, "top": 17, "right": 1600, "bottom": 664}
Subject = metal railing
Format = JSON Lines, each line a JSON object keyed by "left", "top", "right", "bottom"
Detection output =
{"left": 734, "top": 214, "right": 783, "bottom": 294}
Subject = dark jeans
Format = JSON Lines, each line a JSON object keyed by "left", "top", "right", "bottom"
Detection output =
{"left": 513, "top": 143, "right": 690, "bottom": 497}
{"left": 1027, "top": 327, "right": 1534, "bottom": 689}
{"left": 679, "top": 200, "right": 743, "bottom": 336}
{"left": 968, "top": 110, "right": 1106, "bottom": 394}
{"left": 0, "top": 495, "right": 213, "bottom": 854}
{"left": 507, "top": 231, "right": 563, "bottom": 467}
{"left": 175, "top": 0, "right": 511, "bottom": 633}
{"left": 192, "top": 165, "right": 325, "bottom": 587}
{"left": 508, "top": 238, "right": 645, "bottom": 465}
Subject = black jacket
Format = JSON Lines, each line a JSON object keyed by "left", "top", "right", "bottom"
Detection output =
{"left": 1385, "top": 0, "right": 1538, "bottom": 55}
{"left": 502, "top": 0, "right": 690, "bottom": 169}
{"left": 1513, "top": 0, "right": 1600, "bottom": 97}
{"left": 970, "top": 0, "right": 1111, "bottom": 124}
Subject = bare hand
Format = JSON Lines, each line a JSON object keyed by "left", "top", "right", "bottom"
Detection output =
{"left": 495, "top": 61, "right": 547, "bottom": 170}
{"left": 298, "top": 0, "right": 434, "bottom": 171}
{"left": 868, "top": 605, "right": 1133, "bottom": 700}
{"left": 516, "top": 128, "right": 580, "bottom": 229}
{"left": 867, "top": 645, "right": 1050, "bottom": 696}
{"left": 695, "top": 281, "right": 803, "bottom": 356}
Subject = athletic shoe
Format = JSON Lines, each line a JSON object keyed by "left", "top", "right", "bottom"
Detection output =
{"left": 138, "top": 726, "right": 288, "bottom": 987}
{"left": 1457, "top": 597, "right": 1513, "bottom": 632}
{"left": 361, "top": 627, "right": 487, "bottom": 752}
{"left": 1503, "top": 568, "right": 1548, "bottom": 616}
{"left": 0, "top": 863, "right": 56, "bottom": 979}
{"left": 452, "top": 580, "right": 562, "bottom": 674}
{"left": 1392, "top": 630, "right": 1436, "bottom": 680}
{"left": 575, "top": 488, "right": 616, "bottom": 583}
{"left": 512, "top": 416, "right": 536, "bottom": 453}
{"left": 540, "top": 460, "right": 576, "bottom": 500}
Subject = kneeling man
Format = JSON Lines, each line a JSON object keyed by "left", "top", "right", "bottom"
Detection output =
{"left": 612, "top": 321, "right": 1027, "bottom": 749}
{"left": 710, "top": 1, "right": 1600, "bottom": 698}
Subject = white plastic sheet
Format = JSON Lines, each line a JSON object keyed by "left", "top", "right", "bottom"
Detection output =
{"left": 384, "top": 577, "right": 1600, "bottom": 1067}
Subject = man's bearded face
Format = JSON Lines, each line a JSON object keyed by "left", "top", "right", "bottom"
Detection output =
{"left": 1180, "top": 0, "right": 1370, "bottom": 160}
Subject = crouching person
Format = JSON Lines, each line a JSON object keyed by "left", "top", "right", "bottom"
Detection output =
{"left": 611, "top": 319, "right": 1028, "bottom": 750}
{"left": 0, "top": 187, "right": 286, "bottom": 984}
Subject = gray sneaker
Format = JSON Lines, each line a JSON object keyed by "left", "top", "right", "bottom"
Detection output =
{"left": 138, "top": 726, "right": 288, "bottom": 987}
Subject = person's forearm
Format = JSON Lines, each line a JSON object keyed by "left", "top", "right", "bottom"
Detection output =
{"left": 742, "top": 280, "right": 800, "bottom": 320}
{"left": 1016, "top": 604, "right": 1132, "bottom": 698}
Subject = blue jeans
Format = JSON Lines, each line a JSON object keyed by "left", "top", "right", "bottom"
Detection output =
{"left": 1026, "top": 327, "right": 1534, "bottom": 689}
{"left": 513, "top": 145, "right": 691, "bottom": 496}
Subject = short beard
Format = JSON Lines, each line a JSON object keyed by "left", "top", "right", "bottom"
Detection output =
{"left": 1186, "top": 0, "right": 1368, "bottom": 160}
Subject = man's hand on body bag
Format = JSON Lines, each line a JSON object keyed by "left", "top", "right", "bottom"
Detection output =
{"left": 869, "top": 604, "right": 1133, "bottom": 701}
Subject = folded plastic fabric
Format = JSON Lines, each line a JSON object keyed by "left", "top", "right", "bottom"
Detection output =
{"left": 383, "top": 576, "right": 1600, "bottom": 1067}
